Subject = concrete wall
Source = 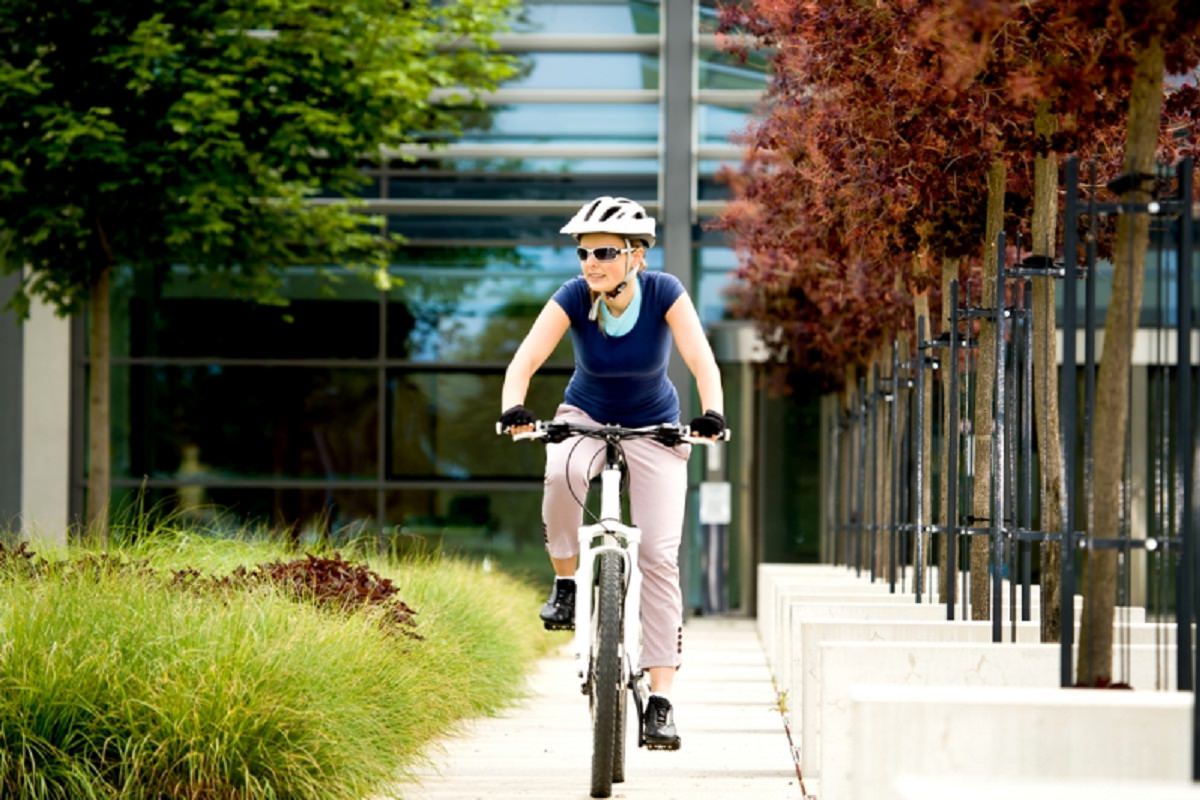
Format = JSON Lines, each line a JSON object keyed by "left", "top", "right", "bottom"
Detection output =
{"left": 19, "top": 285, "right": 70, "bottom": 548}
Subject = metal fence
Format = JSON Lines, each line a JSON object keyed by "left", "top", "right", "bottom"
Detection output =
{"left": 824, "top": 158, "right": 1196, "bottom": 703}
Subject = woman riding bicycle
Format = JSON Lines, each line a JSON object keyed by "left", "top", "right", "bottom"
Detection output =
{"left": 498, "top": 196, "right": 726, "bottom": 751}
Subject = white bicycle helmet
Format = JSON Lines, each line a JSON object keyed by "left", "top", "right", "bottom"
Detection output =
{"left": 560, "top": 196, "right": 656, "bottom": 248}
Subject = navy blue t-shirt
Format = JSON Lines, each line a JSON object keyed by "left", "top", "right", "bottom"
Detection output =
{"left": 550, "top": 271, "right": 686, "bottom": 427}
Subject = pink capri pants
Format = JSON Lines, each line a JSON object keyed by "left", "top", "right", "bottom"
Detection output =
{"left": 542, "top": 404, "right": 689, "bottom": 670}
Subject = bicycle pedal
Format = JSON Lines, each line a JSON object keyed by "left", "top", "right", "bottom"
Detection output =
{"left": 542, "top": 621, "right": 574, "bottom": 631}
{"left": 643, "top": 740, "right": 681, "bottom": 752}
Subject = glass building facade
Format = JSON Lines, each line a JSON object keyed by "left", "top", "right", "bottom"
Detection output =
{"left": 80, "top": 0, "right": 808, "bottom": 604}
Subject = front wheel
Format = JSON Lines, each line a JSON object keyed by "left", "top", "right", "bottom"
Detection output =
{"left": 589, "top": 551, "right": 623, "bottom": 798}
{"left": 612, "top": 673, "right": 627, "bottom": 784}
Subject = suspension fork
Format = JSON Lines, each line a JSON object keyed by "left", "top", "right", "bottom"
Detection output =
{"left": 573, "top": 438, "right": 643, "bottom": 686}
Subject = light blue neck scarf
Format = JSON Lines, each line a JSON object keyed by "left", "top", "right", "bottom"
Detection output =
{"left": 599, "top": 274, "right": 642, "bottom": 336}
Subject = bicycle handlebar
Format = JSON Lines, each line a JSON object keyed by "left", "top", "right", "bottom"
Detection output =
{"left": 495, "top": 419, "right": 730, "bottom": 446}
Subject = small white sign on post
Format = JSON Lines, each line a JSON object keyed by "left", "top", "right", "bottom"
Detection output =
{"left": 699, "top": 481, "right": 732, "bottom": 525}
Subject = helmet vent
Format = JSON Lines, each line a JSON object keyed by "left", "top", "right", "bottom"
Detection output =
{"left": 599, "top": 206, "right": 622, "bottom": 222}
{"left": 582, "top": 199, "right": 603, "bottom": 221}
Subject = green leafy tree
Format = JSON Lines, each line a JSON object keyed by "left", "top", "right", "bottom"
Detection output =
{"left": 0, "top": 0, "right": 517, "bottom": 541}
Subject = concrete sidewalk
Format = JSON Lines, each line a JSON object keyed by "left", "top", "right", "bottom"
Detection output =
{"left": 389, "top": 617, "right": 801, "bottom": 800}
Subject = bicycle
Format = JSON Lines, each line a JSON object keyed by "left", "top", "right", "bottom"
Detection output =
{"left": 498, "top": 419, "right": 728, "bottom": 799}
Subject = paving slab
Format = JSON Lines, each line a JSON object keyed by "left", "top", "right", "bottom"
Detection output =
{"left": 388, "top": 617, "right": 800, "bottom": 800}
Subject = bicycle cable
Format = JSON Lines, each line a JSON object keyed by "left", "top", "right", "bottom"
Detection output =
{"left": 565, "top": 436, "right": 604, "bottom": 525}
{"left": 562, "top": 430, "right": 639, "bottom": 525}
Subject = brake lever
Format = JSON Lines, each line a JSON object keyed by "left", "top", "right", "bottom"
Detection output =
{"left": 652, "top": 428, "right": 685, "bottom": 448}
{"left": 543, "top": 424, "right": 571, "bottom": 444}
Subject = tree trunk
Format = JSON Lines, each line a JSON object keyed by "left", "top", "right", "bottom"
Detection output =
{"left": 1031, "top": 102, "right": 1065, "bottom": 643}
{"left": 970, "top": 159, "right": 1006, "bottom": 618}
{"left": 87, "top": 264, "right": 111, "bottom": 546}
{"left": 1078, "top": 32, "right": 1165, "bottom": 686}
{"left": 914, "top": 291, "right": 934, "bottom": 591}
{"left": 940, "top": 257, "right": 960, "bottom": 602}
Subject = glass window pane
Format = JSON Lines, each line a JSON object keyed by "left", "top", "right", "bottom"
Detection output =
{"left": 506, "top": 53, "right": 660, "bottom": 90}
{"left": 697, "top": 246, "right": 737, "bottom": 272}
{"left": 387, "top": 273, "right": 575, "bottom": 362}
{"left": 698, "top": 0, "right": 723, "bottom": 33}
{"left": 112, "top": 366, "right": 379, "bottom": 481}
{"left": 111, "top": 487, "right": 379, "bottom": 536}
{"left": 389, "top": 245, "right": 664, "bottom": 272}
{"left": 698, "top": 158, "right": 739, "bottom": 177}
{"left": 698, "top": 173, "right": 732, "bottom": 201}
{"left": 698, "top": 103, "right": 753, "bottom": 145}
{"left": 406, "top": 157, "right": 660, "bottom": 175}
{"left": 110, "top": 266, "right": 380, "bottom": 359}
{"left": 389, "top": 213, "right": 570, "bottom": 242}
{"left": 386, "top": 171, "right": 656, "bottom": 202}
{"left": 386, "top": 259, "right": 668, "bottom": 361}
{"left": 386, "top": 489, "right": 553, "bottom": 580}
{"left": 699, "top": 50, "right": 770, "bottom": 91}
{"left": 389, "top": 372, "right": 570, "bottom": 478}
{"left": 449, "top": 104, "right": 660, "bottom": 145}
{"left": 696, "top": 271, "right": 739, "bottom": 324}
{"left": 513, "top": 1, "right": 660, "bottom": 34}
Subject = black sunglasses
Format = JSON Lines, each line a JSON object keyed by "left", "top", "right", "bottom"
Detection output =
{"left": 576, "top": 246, "right": 635, "bottom": 262}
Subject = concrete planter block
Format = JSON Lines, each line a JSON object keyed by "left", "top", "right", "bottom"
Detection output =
{"left": 848, "top": 685, "right": 1191, "bottom": 800}
{"left": 764, "top": 581, "right": 893, "bottom": 672}
{"left": 756, "top": 563, "right": 882, "bottom": 643}
{"left": 818, "top": 641, "right": 1179, "bottom": 798}
{"left": 891, "top": 775, "right": 1200, "bottom": 800}
{"left": 771, "top": 602, "right": 951, "bottom": 690}
{"left": 793, "top": 618, "right": 1169, "bottom": 775}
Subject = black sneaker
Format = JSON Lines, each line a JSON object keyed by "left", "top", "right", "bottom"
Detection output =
{"left": 642, "top": 695, "right": 681, "bottom": 750}
{"left": 539, "top": 578, "right": 575, "bottom": 631}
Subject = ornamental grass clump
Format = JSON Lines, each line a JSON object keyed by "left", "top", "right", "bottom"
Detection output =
{"left": 0, "top": 537, "right": 550, "bottom": 799}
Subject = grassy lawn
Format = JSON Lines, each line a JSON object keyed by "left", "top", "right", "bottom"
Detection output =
{"left": 0, "top": 529, "right": 554, "bottom": 799}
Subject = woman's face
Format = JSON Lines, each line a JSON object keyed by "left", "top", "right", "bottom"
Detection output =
{"left": 578, "top": 232, "right": 643, "bottom": 294}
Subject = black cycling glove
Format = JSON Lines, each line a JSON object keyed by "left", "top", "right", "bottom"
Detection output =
{"left": 689, "top": 409, "right": 726, "bottom": 438}
{"left": 498, "top": 404, "right": 537, "bottom": 432}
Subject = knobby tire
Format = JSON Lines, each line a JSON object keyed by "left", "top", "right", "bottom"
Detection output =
{"left": 590, "top": 551, "right": 623, "bottom": 798}
{"left": 612, "top": 620, "right": 627, "bottom": 783}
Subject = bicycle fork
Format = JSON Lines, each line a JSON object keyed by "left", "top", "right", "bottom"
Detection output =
{"left": 573, "top": 465, "right": 644, "bottom": 698}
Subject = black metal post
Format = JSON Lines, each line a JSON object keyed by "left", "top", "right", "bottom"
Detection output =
{"left": 1060, "top": 158, "right": 1080, "bottom": 687}
{"left": 844, "top": 405, "right": 855, "bottom": 568}
{"left": 901, "top": 351, "right": 913, "bottom": 591}
{"left": 828, "top": 407, "right": 840, "bottom": 565}
{"left": 1022, "top": 279, "right": 1034, "bottom": 621}
{"left": 857, "top": 375, "right": 868, "bottom": 577}
{"left": 947, "top": 280, "right": 961, "bottom": 620}
{"left": 891, "top": 341, "right": 901, "bottom": 592}
{"left": 835, "top": 413, "right": 844, "bottom": 565}
{"left": 915, "top": 316, "right": 927, "bottom": 602}
{"left": 993, "top": 232, "right": 1007, "bottom": 643}
{"left": 870, "top": 363, "right": 880, "bottom": 582}
{"left": 1177, "top": 158, "right": 1195, "bottom": 700}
